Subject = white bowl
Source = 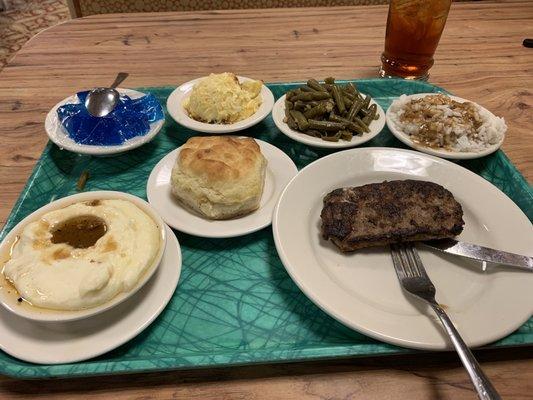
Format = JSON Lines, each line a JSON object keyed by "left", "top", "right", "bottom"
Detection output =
{"left": 45, "top": 88, "right": 165, "bottom": 156}
{"left": 0, "top": 225, "right": 181, "bottom": 365}
{"left": 0, "top": 191, "right": 166, "bottom": 323}
{"left": 386, "top": 93, "right": 505, "bottom": 159}
{"left": 272, "top": 94, "right": 386, "bottom": 149}
{"left": 166, "top": 76, "right": 274, "bottom": 134}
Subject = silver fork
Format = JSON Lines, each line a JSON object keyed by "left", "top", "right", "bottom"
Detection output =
{"left": 390, "top": 243, "right": 502, "bottom": 400}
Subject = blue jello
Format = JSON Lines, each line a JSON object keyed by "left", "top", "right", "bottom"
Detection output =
{"left": 57, "top": 91, "right": 164, "bottom": 146}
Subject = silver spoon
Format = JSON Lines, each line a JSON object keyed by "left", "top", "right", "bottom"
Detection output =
{"left": 85, "top": 72, "right": 129, "bottom": 117}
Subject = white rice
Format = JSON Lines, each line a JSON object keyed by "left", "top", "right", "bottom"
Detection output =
{"left": 388, "top": 94, "right": 506, "bottom": 152}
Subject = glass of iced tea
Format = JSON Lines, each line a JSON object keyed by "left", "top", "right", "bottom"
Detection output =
{"left": 379, "top": 0, "right": 452, "bottom": 80}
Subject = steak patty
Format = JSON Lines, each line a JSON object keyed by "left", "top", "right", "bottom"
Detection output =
{"left": 320, "top": 180, "right": 464, "bottom": 252}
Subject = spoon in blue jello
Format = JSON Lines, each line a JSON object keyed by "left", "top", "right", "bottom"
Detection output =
{"left": 85, "top": 72, "right": 129, "bottom": 117}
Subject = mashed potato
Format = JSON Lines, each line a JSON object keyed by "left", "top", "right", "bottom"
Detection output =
{"left": 183, "top": 73, "right": 262, "bottom": 124}
{"left": 2, "top": 199, "right": 161, "bottom": 311}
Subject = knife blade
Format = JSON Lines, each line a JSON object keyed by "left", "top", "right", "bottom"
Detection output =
{"left": 421, "top": 239, "right": 533, "bottom": 272}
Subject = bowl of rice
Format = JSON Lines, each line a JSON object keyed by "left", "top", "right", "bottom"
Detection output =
{"left": 386, "top": 93, "right": 506, "bottom": 159}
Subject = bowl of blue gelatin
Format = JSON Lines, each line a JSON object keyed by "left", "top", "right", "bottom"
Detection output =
{"left": 45, "top": 88, "right": 165, "bottom": 156}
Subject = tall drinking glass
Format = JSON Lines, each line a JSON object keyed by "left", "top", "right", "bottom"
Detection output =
{"left": 379, "top": 0, "right": 452, "bottom": 80}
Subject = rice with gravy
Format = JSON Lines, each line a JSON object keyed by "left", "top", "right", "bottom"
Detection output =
{"left": 388, "top": 94, "right": 506, "bottom": 152}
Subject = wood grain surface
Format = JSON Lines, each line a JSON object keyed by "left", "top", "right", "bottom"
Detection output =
{"left": 0, "top": 0, "right": 532, "bottom": 398}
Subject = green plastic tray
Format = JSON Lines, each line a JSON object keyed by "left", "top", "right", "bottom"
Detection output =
{"left": 1, "top": 79, "right": 531, "bottom": 379}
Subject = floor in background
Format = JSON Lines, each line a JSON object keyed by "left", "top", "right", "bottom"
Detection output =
{"left": 0, "top": 0, "right": 69, "bottom": 70}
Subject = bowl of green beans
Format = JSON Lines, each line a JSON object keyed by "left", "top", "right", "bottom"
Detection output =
{"left": 272, "top": 78, "right": 385, "bottom": 148}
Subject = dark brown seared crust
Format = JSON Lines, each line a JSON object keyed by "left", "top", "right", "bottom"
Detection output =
{"left": 321, "top": 180, "right": 464, "bottom": 252}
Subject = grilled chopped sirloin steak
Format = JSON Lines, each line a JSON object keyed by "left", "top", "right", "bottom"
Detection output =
{"left": 320, "top": 180, "right": 464, "bottom": 251}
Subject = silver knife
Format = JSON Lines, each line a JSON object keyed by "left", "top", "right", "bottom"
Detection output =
{"left": 422, "top": 239, "right": 533, "bottom": 272}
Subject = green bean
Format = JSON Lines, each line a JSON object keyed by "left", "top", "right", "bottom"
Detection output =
{"left": 350, "top": 91, "right": 364, "bottom": 103}
{"left": 285, "top": 99, "right": 293, "bottom": 109}
{"left": 339, "top": 130, "right": 353, "bottom": 141}
{"left": 306, "top": 101, "right": 320, "bottom": 107}
{"left": 320, "top": 83, "right": 333, "bottom": 92}
{"left": 329, "top": 115, "right": 365, "bottom": 135}
{"left": 353, "top": 116, "right": 370, "bottom": 133}
{"left": 321, "top": 100, "right": 335, "bottom": 113}
{"left": 361, "top": 94, "right": 371, "bottom": 110}
{"left": 324, "top": 77, "right": 335, "bottom": 84}
{"left": 344, "top": 87, "right": 362, "bottom": 101}
{"left": 285, "top": 90, "right": 298, "bottom": 101}
{"left": 286, "top": 115, "right": 298, "bottom": 130}
{"left": 292, "top": 91, "right": 331, "bottom": 102}
{"left": 321, "top": 131, "right": 342, "bottom": 142}
{"left": 303, "top": 129, "right": 323, "bottom": 138}
{"left": 343, "top": 96, "right": 353, "bottom": 109}
{"left": 308, "top": 119, "right": 346, "bottom": 132}
{"left": 304, "top": 103, "right": 328, "bottom": 119}
{"left": 290, "top": 110, "right": 309, "bottom": 131}
{"left": 307, "top": 79, "right": 327, "bottom": 92}
{"left": 342, "top": 91, "right": 356, "bottom": 101}
{"left": 331, "top": 85, "right": 346, "bottom": 114}
{"left": 284, "top": 100, "right": 293, "bottom": 119}
{"left": 346, "top": 82, "right": 358, "bottom": 94}
{"left": 294, "top": 100, "right": 307, "bottom": 111}
{"left": 347, "top": 98, "right": 363, "bottom": 121}
{"left": 362, "top": 104, "right": 377, "bottom": 124}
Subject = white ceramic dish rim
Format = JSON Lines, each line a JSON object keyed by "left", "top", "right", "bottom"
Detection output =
{"left": 45, "top": 88, "right": 165, "bottom": 156}
{"left": 0, "top": 191, "right": 167, "bottom": 323}
{"left": 0, "top": 224, "right": 181, "bottom": 365}
{"left": 272, "top": 146, "right": 532, "bottom": 350}
{"left": 146, "top": 139, "right": 298, "bottom": 238}
{"left": 385, "top": 93, "right": 505, "bottom": 160}
{"left": 166, "top": 75, "right": 275, "bottom": 134}
{"left": 272, "top": 93, "right": 386, "bottom": 149}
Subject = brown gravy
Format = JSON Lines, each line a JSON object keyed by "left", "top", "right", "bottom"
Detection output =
{"left": 0, "top": 235, "right": 32, "bottom": 307}
{"left": 51, "top": 215, "right": 107, "bottom": 249}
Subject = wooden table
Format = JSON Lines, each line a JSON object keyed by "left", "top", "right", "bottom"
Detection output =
{"left": 0, "top": 0, "right": 531, "bottom": 398}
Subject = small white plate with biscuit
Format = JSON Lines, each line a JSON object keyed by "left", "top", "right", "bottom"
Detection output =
{"left": 147, "top": 137, "right": 298, "bottom": 238}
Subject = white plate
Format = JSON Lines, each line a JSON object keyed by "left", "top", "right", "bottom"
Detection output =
{"left": 166, "top": 76, "right": 274, "bottom": 134}
{"left": 0, "top": 191, "right": 166, "bottom": 323}
{"left": 272, "top": 94, "right": 386, "bottom": 149}
{"left": 147, "top": 139, "right": 297, "bottom": 238}
{"left": 273, "top": 147, "right": 533, "bottom": 350}
{"left": 45, "top": 88, "right": 165, "bottom": 156}
{"left": 0, "top": 224, "right": 181, "bottom": 364}
{"left": 386, "top": 93, "right": 505, "bottom": 159}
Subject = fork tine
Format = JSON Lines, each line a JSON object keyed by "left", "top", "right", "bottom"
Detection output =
{"left": 405, "top": 244, "right": 430, "bottom": 279}
{"left": 402, "top": 243, "right": 420, "bottom": 277}
{"left": 390, "top": 244, "right": 408, "bottom": 279}
{"left": 398, "top": 243, "right": 416, "bottom": 277}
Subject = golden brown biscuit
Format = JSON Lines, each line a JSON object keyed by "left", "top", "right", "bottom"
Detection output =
{"left": 171, "top": 136, "right": 267, "bottom": 219}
